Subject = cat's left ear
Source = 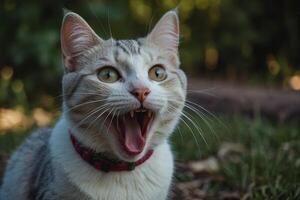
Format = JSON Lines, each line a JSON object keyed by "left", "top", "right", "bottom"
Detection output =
{"left": 61, "top": 12, "right": 103, "bottom": 71}
{"left": 147, "top": 10, "right": 179, "bottom": 55}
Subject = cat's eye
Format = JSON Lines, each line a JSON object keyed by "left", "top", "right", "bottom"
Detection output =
{"left": 97, "top": 66, "right": 120, "bottom": 83}
{"left": 148, "top": 64, "right": 167, "bottom": 82}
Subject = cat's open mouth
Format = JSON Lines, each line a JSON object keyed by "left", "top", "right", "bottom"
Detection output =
{"left": 111, "top": 108, "right": 155, "bottom": 156}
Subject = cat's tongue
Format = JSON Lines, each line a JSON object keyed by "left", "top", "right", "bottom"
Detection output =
{"left": 122, "top": 115, "right": 145, "bottom": 155}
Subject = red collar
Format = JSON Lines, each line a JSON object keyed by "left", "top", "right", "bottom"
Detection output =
{"left": 69, "top": 132, "right": 154, "bottom": 172}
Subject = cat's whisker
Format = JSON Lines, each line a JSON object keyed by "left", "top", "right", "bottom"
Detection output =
{"left": 163, "top": 99, "right": 210, "bottom": 147}
{"left": 106, "top": 108, "right": 117, "bottom": 135}
{"left": 167, "top": 105, "right": 198, "bottom": 139}
{"left": 185, "top": 100, "right": 228, "bottom": 131}
{"left": 164, "top": 97, "right": 219, "bottom": 141}
{"left": 86, "top": 108, "right": 109, "bottom": 132}
{"left": 165, "top": 105, "right": 203, "bottom": 152}
{"left": 74, "top": 106, "right": 109, "bottom": 130}
{"left": 184, "top": 104, "right": 219, "bottom": 141}
{"left": 182, "top": 110, "right": 208, "bottom": 146}
{"left": 151, "top": 93, "right": 223, "bottom": 141}
{"left": 179, "top": 110, "right": 208, "bottom": 147}
{"left": 63, "top": 99, "right": 108, "bottom": 114}
{"left": 70, "top": 103, "right": 110, "bottom": 132}
{"left": 161, "top": 105, "right": 183, "bottom": 145}
{"left": 83, "top": 104, "right": 113, "bottom": 136}
{"left": 176, "top": 126, "right": 184, "bottom": 144}
{"left": 101, "top": 108, "right": 115, "bottom": 134}
{"left": 116, "top": 110, "right": 120, "bottom": 131}
{"left": 176, "top": 117, "right": 201, "bottom": 151}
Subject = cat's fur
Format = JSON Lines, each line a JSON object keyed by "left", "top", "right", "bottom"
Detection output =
{"left": 0, "top": 10, "right": 186, "bottom": 200}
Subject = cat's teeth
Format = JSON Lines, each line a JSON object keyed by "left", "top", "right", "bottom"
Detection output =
{"left": 147, "top": 111, "right": 151, "bottom": 117}
{"left": 130, "top": 111, "right": 134, "bottom": 118}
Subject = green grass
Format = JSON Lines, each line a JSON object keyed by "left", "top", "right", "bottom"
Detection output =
{"left": 0, "top": 114, "right": 299, "bottom": 199}
{"left": 171, "top": 113, "right": 300, "bottom": 199}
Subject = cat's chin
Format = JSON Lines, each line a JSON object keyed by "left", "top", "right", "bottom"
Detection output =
{"left": 106, "top": 108, "right": 155, "bottom": 158}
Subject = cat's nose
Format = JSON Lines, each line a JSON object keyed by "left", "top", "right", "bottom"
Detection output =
{"left": 130, "top": 87, "right": 151, "bottom": 103}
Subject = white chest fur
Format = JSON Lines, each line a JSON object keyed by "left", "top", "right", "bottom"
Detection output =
{"left": 50, "top": 117, "right": 174, "bottom": 200}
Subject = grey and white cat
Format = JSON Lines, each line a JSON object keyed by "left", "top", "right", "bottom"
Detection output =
{"left": 0, "top": 10, "right": 186, "bottom": 200}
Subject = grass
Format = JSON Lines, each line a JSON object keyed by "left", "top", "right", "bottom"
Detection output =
{"left": 171, "top": 112, "right": 300, "bottom": 199}
{"left": 0, "top": 113, "right": 299, "bottom": 199}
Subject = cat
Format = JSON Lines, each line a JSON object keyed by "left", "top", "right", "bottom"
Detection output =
{"left": 0, "top": 10, "right": 187, "bottom": 200}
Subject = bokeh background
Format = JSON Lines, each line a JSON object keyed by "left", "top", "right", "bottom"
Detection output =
{"left": 1, "top": 0, "right": 300, "bottom": 199}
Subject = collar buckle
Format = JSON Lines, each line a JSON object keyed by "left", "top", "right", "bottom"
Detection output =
{"left": 127, "top": 163, "right": 136, "bottom": 171}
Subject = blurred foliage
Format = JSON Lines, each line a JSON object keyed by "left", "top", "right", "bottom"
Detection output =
{"left": 1, "top": 0, "right": 300, "bottom": 110}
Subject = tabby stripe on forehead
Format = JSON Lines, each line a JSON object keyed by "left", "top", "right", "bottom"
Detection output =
{"left": 123, "top": 40, "right": 140, "bottom": 54}
{"left": 116, "top": 40, "right": 140, "bottom": 55}
{"left": 116, "top": 41, "right": 130, "bottom": 55}
{"left": 132, "top": 40, "right": 141, "bottom": 54}
{"left": 136, "top": 39, "right": 142, "bottom": 46}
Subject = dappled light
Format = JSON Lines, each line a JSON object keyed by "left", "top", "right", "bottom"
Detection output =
{"left": 289, "top": 75, "right": 300, "bottom": 91}
{"left": 0, "top": 108, "right": 28, "bottom": 131}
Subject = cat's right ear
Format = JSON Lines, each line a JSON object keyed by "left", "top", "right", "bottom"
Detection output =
{"left": 61, "top": 12, "right": 103, "bottom": 71}
{"left": 146, "top": 10, "right": 179, "bottom": 55}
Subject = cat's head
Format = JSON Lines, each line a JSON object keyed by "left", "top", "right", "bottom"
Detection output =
{"left": 61, "top": 11, "right": 187, "bottom": 162}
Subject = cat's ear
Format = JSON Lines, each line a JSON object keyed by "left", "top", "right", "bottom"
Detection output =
{"left": 147, "top": 10, "right": 179, "bottom": 54}
{"left": 61, "top": 12, "right": 103, "bottom": 71}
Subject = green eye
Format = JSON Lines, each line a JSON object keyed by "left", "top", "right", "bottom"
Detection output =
{"left": 97, "top": 66, "right": 120, "bottom": 83}
{"left": 149, "top": 64, "right": 167, "bottom": 81}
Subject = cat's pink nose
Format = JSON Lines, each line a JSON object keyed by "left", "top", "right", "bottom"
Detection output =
{"left": 130, "top": 87, "right": 151, "bottom": 103}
